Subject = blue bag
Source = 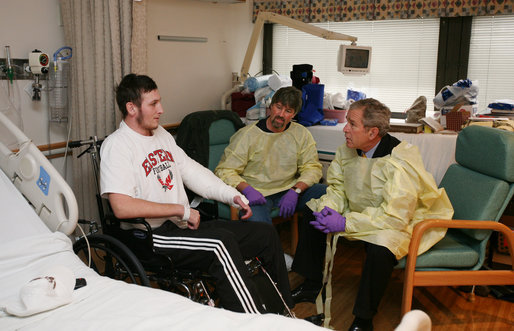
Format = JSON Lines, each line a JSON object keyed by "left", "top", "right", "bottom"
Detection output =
{"left": 298, "top": 84, "right": 324, "bottom": 127}
{"left": 347, "top": 89, "right": 366, "bottom": 102}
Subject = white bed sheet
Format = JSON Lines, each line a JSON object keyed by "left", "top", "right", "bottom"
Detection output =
{"left": 0, "top": 170, "right": 325, "bottom": 331}
{"left": 307, "top": 123, "right": 457, "bottom": 185}
{"left": 0, "top": 233, "right": 325, "bottom": 331}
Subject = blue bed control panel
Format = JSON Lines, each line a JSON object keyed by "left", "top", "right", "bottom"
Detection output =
{"left": 37, "top": 166, "right": 51, "bottom": 196}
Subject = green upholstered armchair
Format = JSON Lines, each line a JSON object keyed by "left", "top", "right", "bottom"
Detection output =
{"left": 398, "top": 125, "right": 514, "bottom": 315}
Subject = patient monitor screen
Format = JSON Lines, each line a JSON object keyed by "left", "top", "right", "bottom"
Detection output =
{"left": 345, "top": 48, "right": 370, "bottom": 69}
{"left": 338, "top": 45, "right": 372, "bottom": 74}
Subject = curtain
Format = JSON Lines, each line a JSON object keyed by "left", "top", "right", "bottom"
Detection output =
{"left": 60, "top": 0, "right": 134, "bottom": 220}
{"left": 132, "top": 0, "right": 147, "bottom": 74}
{"left": 253, "top": 0, "right": 514, "bottom": 23}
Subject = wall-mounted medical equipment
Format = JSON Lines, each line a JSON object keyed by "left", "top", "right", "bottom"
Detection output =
{"left": 1, "top": 47, "right": 37, "bottom": 82}
{"left": 4, "top": 46, "right": 14, "bottom": 84}
{"left": 337, "top": 44, "right": 372, "bottom": 75}
{"left": 48, "top": 47, "right": 72, "bottom": 122}
{"left": 27, "top": 49, "right": 50, "bottom": 101}
{"left": 1, "top": 46, "right": 23, "bottom": 131}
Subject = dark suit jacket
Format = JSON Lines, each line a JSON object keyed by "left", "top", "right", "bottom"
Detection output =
{"left": 357, "top": 133, "right": 401, "bottom": 158}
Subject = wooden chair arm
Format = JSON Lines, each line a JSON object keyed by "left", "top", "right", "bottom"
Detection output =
{"left": 402, "top": 219, "right": 514, "bottom": 315}
{"left": 230, "top": 206, "right": 240, "bottom": 220}
{"left": 406, "top": 219, "right": 514, "bottom": 273}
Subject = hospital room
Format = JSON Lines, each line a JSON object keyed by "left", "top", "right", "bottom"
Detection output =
{"left": 1, "top": 0, "right": 513, "bottom": 330}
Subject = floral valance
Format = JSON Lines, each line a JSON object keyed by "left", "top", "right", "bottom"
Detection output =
{"left": 253, "top": 0, "right": 514, "bottom": 23}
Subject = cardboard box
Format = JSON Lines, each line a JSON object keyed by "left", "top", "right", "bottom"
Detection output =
{"left": 446, "top": 111, "right": 470, "bottom": 131}
{"left": 440, "top": 105, "right": 478, "bottom": 116}
{"left": 440, "top": 104, "right": 477, "bottom": 130}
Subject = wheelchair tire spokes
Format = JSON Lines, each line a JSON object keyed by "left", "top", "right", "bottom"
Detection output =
{"left": 73, "top": 234, "right": 150, "bottom": 287}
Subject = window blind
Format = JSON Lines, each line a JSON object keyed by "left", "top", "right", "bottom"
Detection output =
{"left": 468, "top": 15, "right": 514, "bottom": 112}
{"left": 272, "top": 19, "right": 440, "bottom": 114}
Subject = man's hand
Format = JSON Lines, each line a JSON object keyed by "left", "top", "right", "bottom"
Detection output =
{"left": 278, "top": 189, "right": 299, "bottom": 218}
{"left": 234, "top": 195, "right": 252, "bottom": 220}
{"left": 242, "top": 186, "right": 266, "bottom": 206}
{"left": 186, "top": 208, "right": 201, "bottom": 230}
{"left": 310, "top": 206, "right": 346, "bottom": 233}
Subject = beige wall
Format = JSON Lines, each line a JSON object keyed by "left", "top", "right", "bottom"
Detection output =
{"left": 0, "top": 0, "right": 66, "bottom": 146}
{"left": 147, "top": 0, "right": 262, "bottom": 124}
{"left": 0, "top": 0, "right": 69, "bottom": 176}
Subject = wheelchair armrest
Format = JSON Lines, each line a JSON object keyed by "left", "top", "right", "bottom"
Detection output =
{"left": 102, "top": 213, "right": 159, "bottom": 262}
{"left": 117, "top": 217, "right": 153, "bottom": 234}
{"left": 104, "top": 213, "right": 154, "bottom": 235}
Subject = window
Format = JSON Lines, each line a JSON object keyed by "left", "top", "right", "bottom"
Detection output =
{"left": 468, "top": 15, "right": 514, "bottom": 112}
{"left": 272, "top": 19, "right": 440, "bottom": 114}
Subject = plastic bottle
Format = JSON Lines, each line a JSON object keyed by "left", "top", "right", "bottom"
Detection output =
{"left": 49, "top": 57, "right": 69, "bottom": 122}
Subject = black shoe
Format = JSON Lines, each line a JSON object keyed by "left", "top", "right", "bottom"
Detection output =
{"left": 348, "top": 318, "right": 373, "bottom": 331}
{"left": 304, "top": 313, "right": 324, "bottom": 326}
{"left": 291, "top": 284, "right": 321, "bottom": 304}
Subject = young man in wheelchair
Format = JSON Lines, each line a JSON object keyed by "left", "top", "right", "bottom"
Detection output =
{"left": 100, "top": 73, "right": 293, "bottom": 314}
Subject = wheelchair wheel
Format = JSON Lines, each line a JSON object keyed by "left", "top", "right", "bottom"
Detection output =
{"left": 73, "top": 234, "right": 150, "bottom": 287}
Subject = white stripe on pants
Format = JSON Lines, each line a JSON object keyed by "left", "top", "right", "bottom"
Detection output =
{"left": 153, "top": 235, "right": 260, "bottom": 314}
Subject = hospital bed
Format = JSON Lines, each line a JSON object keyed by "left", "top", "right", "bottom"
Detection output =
{"left": 0, "top": 111, "right": 325, "bottom": 330}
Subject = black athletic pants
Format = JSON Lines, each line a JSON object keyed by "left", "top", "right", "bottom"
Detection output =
{"left": 292, "top": 207, "right": 397, "bottom": 319}
{"left": 152, "top": 219, "right": 293, "bottom": 313}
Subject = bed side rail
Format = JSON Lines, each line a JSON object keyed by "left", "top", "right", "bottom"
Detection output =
{"left": 0, "top": 111, "right": 78, "bottom": 235}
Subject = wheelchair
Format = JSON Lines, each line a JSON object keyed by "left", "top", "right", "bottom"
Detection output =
{"left": 70, "top": 137, "right": 216, "bottom": 306}
{"left": 70, "top": 135, "right": 295, "bottom": 317}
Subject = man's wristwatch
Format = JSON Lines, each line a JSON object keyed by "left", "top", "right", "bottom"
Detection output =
{"left": 292, "top": 186, "right": 302, "bottom": 194}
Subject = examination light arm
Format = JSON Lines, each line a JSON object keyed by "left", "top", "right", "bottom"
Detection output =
{"left": 240, "top": 11, "right": 358, "bottom": 82}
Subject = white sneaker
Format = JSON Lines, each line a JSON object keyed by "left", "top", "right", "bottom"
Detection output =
{"left": 284, "top": 253, "right": 293, "bottom": 272}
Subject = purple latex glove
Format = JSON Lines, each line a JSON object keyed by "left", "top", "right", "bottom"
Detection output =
{"left": 242, "top": 186, "right": 266, "bottom": 206}
{"left": 278, "top": 189, "right": 299, "bottom": 218}
{"left": 310, "top": 206, "right": 346, "bottom": 233}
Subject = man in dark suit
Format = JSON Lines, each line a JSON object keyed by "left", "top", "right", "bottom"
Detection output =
{"left": 291, "top": 98, "right": 453, "bottom": 331}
